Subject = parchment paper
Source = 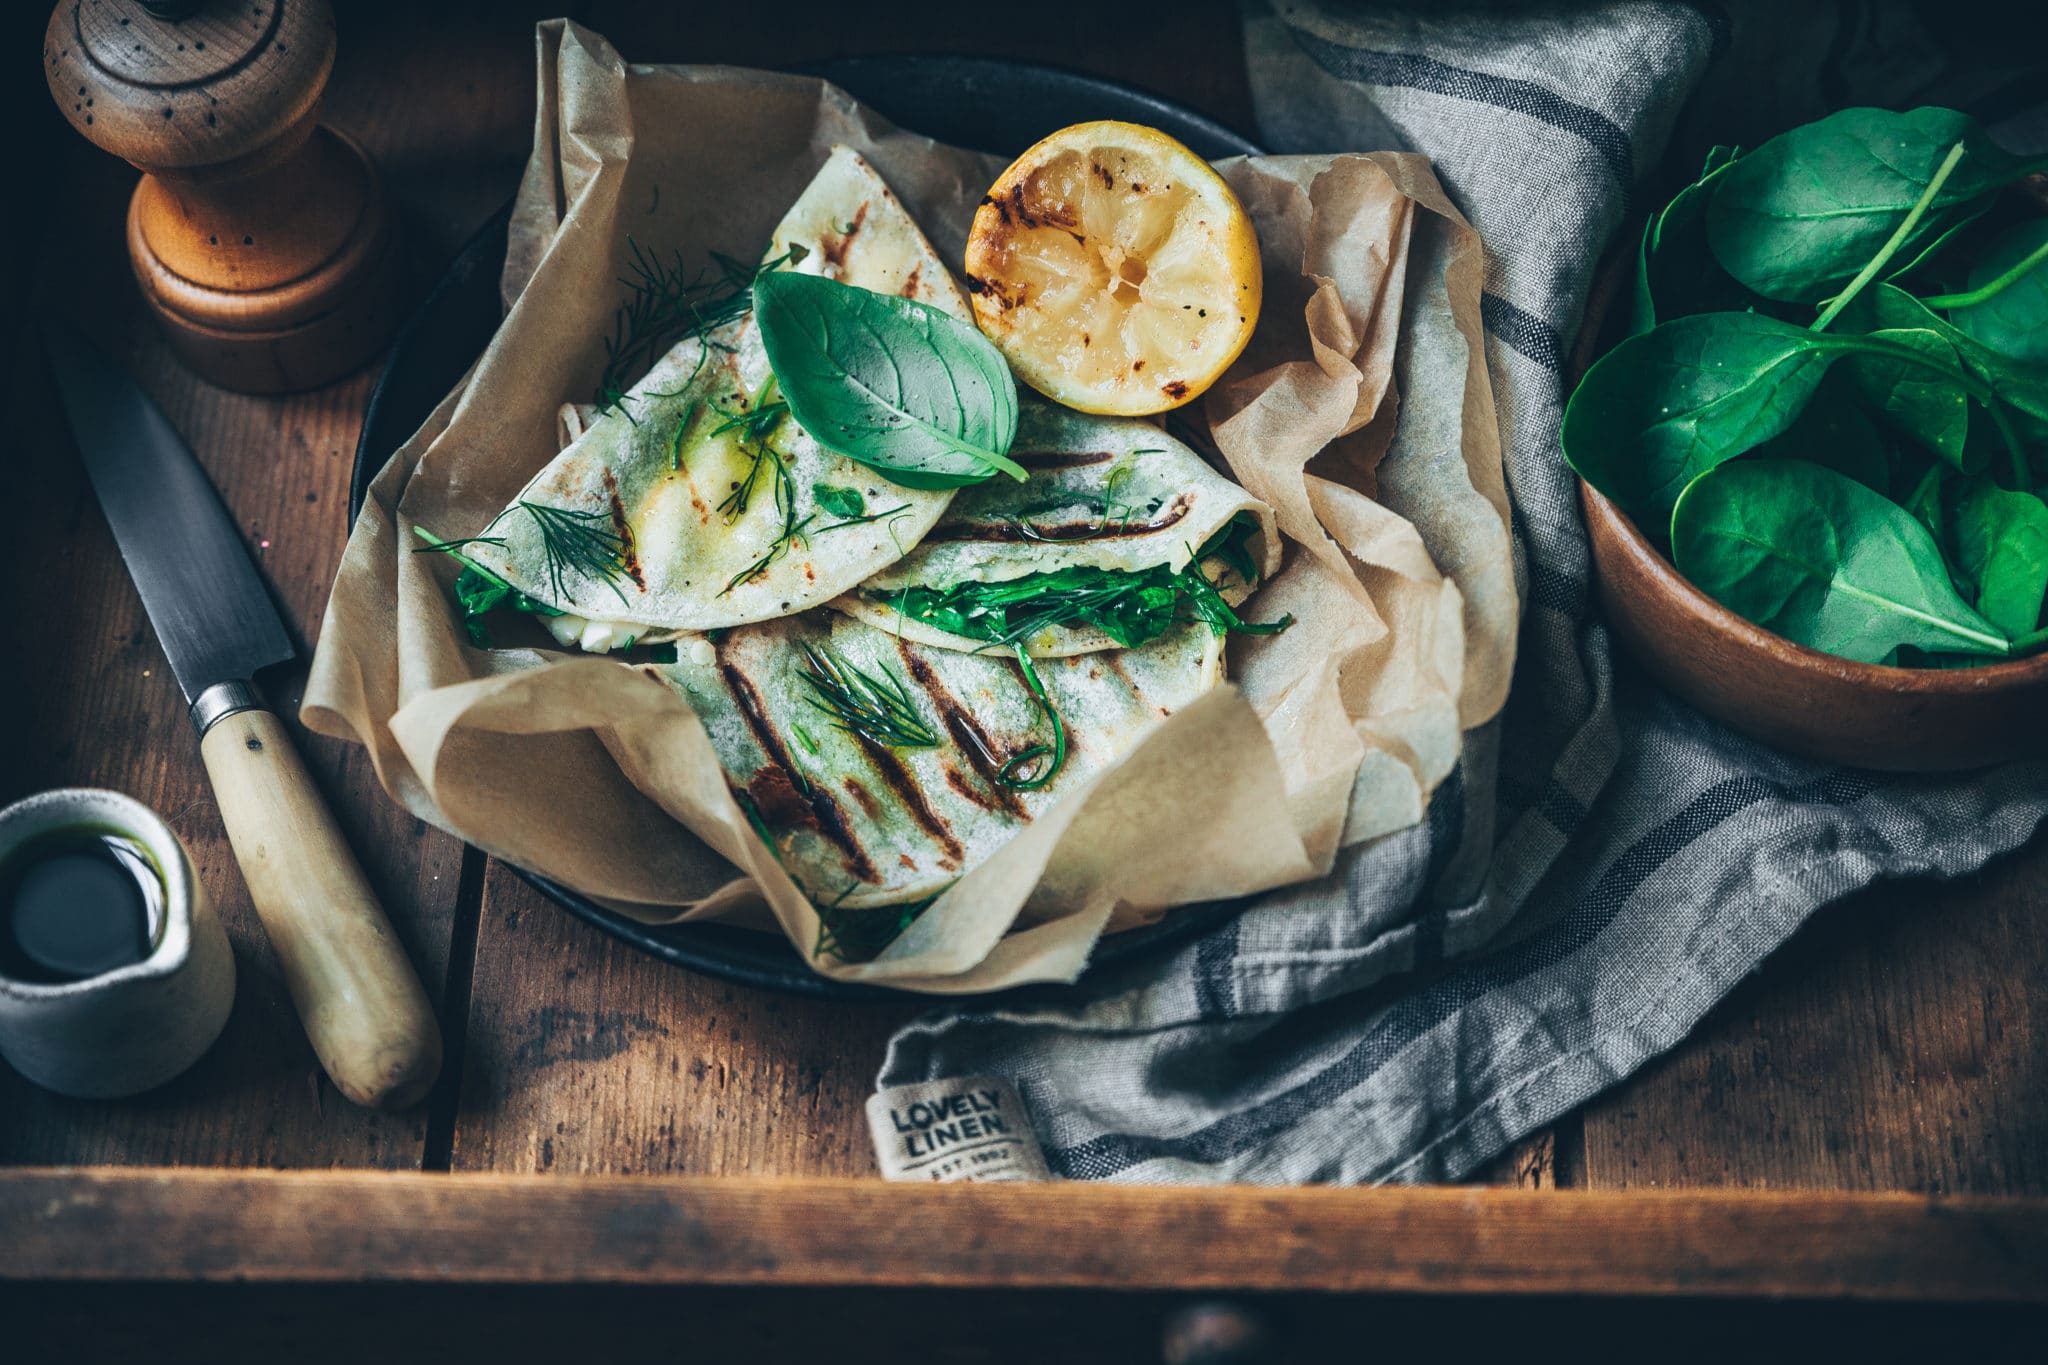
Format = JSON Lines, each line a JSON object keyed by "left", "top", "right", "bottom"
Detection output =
{"left": 302, "top": 20, "right": 1514, "bottom": 992}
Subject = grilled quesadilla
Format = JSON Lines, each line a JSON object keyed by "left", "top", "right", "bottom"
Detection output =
{"left": 831, "top": 403, "right": 1281, "bottom": 656}
{"left": 453, "top": 147, "right": 972, "bottom": 647}
{"left": 649, "top": 611, "right": 1224, "bottom": 908}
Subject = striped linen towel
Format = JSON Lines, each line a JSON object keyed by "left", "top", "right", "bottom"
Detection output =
{"left": 874, "top": 0, "right": 2048, "bottom": 1183}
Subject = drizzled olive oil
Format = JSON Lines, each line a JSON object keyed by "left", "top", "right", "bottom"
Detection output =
{"left": 0, "top": 826, "right": 162, "bottom": 983}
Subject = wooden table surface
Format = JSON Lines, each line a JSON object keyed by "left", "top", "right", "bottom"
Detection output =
{"left": 5, "top": 0, "right": 2044, "bottom": 1203}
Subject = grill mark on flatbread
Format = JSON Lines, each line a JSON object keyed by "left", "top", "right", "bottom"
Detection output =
{"left": 719, "top": 656, "right": 877, "bottom": 883}
{"left": 901, "top": 265, "right": 922, "bottom": 298}
{"left": 857, "top": 738, "right": 965, "bottom": 867}
{"left": 897, "top": 639, "right": 1030, "bottom": 819}
{"left": 745, "top": 768, "right": 810, "bottom": 827}
{"left": 602, "top": 470, "right": 646, "bottom": 589}
{"left": 925, "top": 491, "right": 1193, "bottom": 544}
{"left": 1011, "top": 449, "right": 1114, "bottom": 471}
{"left": 842, "top": 777, "right": 882, "bottom": 820}
{"left": 819, "top": 202, "right": 869, "bottom": 268}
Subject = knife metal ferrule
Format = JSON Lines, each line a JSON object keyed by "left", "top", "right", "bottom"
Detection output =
{"left": 189, "top": 681, "right": 263, "bottom": 739}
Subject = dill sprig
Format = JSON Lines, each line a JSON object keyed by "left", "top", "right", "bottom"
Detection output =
{"left": 813, "top": 882, "right": 950, "bottom": 962}
{"left": 519, "top": 500, "right": 629, "bottom": 605}
{"left": 812, "top": 503, "right": 913, "bottom": 534}
{"left": 721, "top": 512, "right": 814, "bottom": 595}
{"left": 411, "top": 527, "right": 560, "bottom": 647}
{"left": 713, "top": 384, "right": 817, "bottom": 595}
{"left": 996, "top": 645, "right": 1067, "bottom": 790}
{"left": 596, "top": 240, "right": 805, "bottom": 414}
{"left": 797, "top": 644, "right": 940, "bottom": 749}
{"left": 713, "top": 398, "right": 794, "bottom": 524}
{"left": 410, "top": 531, "right": 508, "bottom": 555}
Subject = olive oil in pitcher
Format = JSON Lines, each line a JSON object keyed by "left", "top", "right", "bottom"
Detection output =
{"left": 0, "top": 826, "right": 162, "bottom": 983}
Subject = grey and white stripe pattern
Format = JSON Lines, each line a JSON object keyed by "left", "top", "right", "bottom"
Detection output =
{"left": 876, "top": 0, "right": 2048, "bottom": 1184}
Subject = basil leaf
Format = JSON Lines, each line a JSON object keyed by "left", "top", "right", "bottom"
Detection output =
{"left": 1563, "top": 312, "right": 1836, "bottom": 528}
{"left": 1944, "top": 477, "right": 2048, "bottom": 637}
{"left": 753, "top": 272, "right": 1026, "bottom": 489}
{"left": 1949, "top": 220, "right": 2048, "bottom": 364}
{"left": 1840, "top": 326, "right": 1971, "bottom": 468}
{"left": 812, "top": 483, "right": 866, "bottom": 518}
{"left": 1705, "top": 107, "right": 2034, "bottom": 304}
{"left": 1671, "top": 460, "right": 2010, "bottom": 662}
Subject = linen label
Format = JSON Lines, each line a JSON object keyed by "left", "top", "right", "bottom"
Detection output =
{"left": 866, "top": 1076, "right": 1051, "bottom": 1182}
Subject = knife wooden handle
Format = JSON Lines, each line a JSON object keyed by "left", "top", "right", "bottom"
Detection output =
{"left": 199, "top": 707, "right": 443, "bottom": 1111}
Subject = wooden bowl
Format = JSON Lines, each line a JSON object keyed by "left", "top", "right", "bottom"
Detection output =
{"left": 1571, "top": 198, "right": 2048, "bottom": 772}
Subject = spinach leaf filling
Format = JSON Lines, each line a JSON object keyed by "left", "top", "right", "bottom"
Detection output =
{"left": 868, "top": 512, "right": 1293, "bottom": 650}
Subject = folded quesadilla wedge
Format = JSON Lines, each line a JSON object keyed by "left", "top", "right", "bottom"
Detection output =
{"left": 831, "top": 403, "right": 1282, "bottom": 656}
{"left": 648, "top": 611, "right": 1224, "bottom": 909}
{"left": 454, "top": 147, "right": 972, "bottom": 647}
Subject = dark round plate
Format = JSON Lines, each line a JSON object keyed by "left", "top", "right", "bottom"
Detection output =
{"left": 350, "top": 57, "right": 1263, "bottom": 1000}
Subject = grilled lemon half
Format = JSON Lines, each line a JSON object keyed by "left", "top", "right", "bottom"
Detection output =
{"left": 965, "top": 121, "right": 1262, "bottom": 416}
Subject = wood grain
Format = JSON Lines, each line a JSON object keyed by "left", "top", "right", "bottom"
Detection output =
{"left": 7, "top": 1168, "right": 2047, "bottom": 1301}
{"left": 0, "top": 5, "right": 527, "bottom": 1165}
{"left": 450, "top": 867, "right": 917, "bottom": 1176}
{"left": 8, "top": 0, "right": 2046, "bottom": 1212}
{"left": 1579, "top": 835, "right": 2048, "bottom": 1193}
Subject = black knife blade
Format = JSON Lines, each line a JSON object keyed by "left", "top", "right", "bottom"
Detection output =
{"left": 43, "top": 324, "right": 294, "bottom": 707}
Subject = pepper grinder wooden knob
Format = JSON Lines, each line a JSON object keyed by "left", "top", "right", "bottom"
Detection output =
{"left": 44, "top": 0, "right": 399, "bottom": 393}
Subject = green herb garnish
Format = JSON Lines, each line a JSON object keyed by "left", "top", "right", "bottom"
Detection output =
{"left": 752, "top": 271, "right": 1026, "bottom": 489}
{"left": 715, "top": 401, "right": 795, "bottom": 525}
{"left": 721, "top": 514, "right": 813, "bottom": 595}
{"left": 711, "top": 382, "right": 814, "bottom": 595}
{"left": 517, "top": 500, "right": 630, "bottom": 605}
{"left": 812, "top": 503, "right": 913, "bottom": 534}
{"left": 813, "top": 883, "right": 949, "bottom": 963}
{"left": 797, "top": 644, "right": 940, "bottom": 749}
{"left": 735, "top": 790, "right": 780, "bottom": 862}
{"left": 813, "top": 484, "right": 865, "bottom": 518}
{"left": 872, "top": 514, "right": 1291, "bottom": 650}
{"left": 596, "top": 239, "right": 805, "bottom": 414}
{"left": 995, "top": 646, "right": 1066, "bottom": 790}
{"left": 413, "top": 527, "right": 562, "bottom": 647}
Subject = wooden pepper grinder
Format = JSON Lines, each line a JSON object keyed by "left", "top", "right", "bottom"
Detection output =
{"left": 43, "top": 0, "right": 399, "bottom": 393}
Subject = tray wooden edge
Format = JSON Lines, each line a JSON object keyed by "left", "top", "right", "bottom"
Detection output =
{"left": 3, "top": 1169, "right": 2043, "bottom": 1302}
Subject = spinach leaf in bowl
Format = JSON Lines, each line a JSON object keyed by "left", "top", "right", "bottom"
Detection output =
{"left": 1671, "top": 460, "right": 2012, "bottom": 664}
{"left": 1564, "top": 313, "right": 2003, "bottom": 530}
{"left": 1704, "top": 107, "right": 2045, "bottom": 305}
{"left": 1945, "top": 220, "right": 2048, "bottom": 364}
{"left": 1632, "top": 144, "right": 1751, "bottom": 335}
{"left": 1942, "top": 477, "right": 2048, "bottom": 638}
{"left": 1564, "top": 313, "right": 1835, "bottom": 528}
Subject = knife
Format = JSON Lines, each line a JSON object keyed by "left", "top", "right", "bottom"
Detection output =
{"left": 44, "top": 324, "right": 442, "bottom": 1112}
